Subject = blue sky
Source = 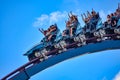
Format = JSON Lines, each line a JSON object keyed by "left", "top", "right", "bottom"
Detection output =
{"left": 0, "top": 0, "right": 120, "bottom": 80}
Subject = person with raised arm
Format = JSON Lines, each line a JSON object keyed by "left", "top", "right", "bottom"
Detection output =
{"left": 68, "top": 12, "right": 79, "bottom": 37}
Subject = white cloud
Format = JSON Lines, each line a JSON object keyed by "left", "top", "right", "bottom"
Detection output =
{"left": 49, "top": 11, "right": 67, "bottom": 25}
{"left": 113, "top": 71, "right": 120, "bottom": 80}
{"left": 33, "top": 14, "right": 49, "bottom": 27}
{"left": 33, "top": 11, "right": 68, "bottom": 29}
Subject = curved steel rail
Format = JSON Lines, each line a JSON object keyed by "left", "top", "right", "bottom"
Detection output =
{"left": 1, "top": 40, "right": 120, "bottom": 80}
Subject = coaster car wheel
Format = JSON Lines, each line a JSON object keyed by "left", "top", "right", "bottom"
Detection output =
{"left": 114, "top": 28, "right": 120, "bottom": 34}
{"left": 93, "top": 31, "right": 100, "bottom": 37}
{"left": 75, "top": 34, "right": 86, "bottom": 46}
{"left": 97, "top": 29, "right": 109, "bottom": 41}
{"left": 54, "top": 40, "right": 67, "bottom": 53}
{"left": 114, "top": 28, "right": 120, "bottom": 39}
{"left": 34, "top": 49, "right": 48, "bottom": 62}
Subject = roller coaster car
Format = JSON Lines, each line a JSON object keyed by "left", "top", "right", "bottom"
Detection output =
{"left": 35, "top": 32, "right": 63, "bottom": 61}
{"left": 54, "top": 23, "right": 83, "bottom": 53}
{"left": 54, "top": 37, "right": 70, "bottom": 53}
{"left": 74, "top": 19, "right": 101, "bottom": 45}
{"left": 24, "top": 43, "right": 56, "bottom": 62}
{"left": 83, "top": 18, "right": 103, "bottom": 42}
{"left": 24, "top": 43, "right": 45, "bottom": 61}
{"left": 54, "top": 31, "right": 77, "bottom": 53}
{"left": 24, "top": 29, "right": 62, "bottom": 62}
{"left": 95, "top": 19, "right": 120, "bottom": 40}
{"left": 93, "top": 18, "right": 107, "bottom": 41}
{"left": 73, "top": 27, "right": 86, "bottom": 46}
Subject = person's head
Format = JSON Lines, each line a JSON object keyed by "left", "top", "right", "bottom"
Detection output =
{"left": 110, "top": 13, "right": 114, "bottom": 17}
{"left": 44, "top": 30, "right": 47, "bottom": 35}
{"left": 91, "top": 9, "right": 96, "bottom": 17}
{"left": 107, "top": 14, "right": 111, "bottom": 19}
{"left": 73, "top": 15, "right": 78, "bottom": 21}
{"left": 66, "top": 21, "right": 71, "bottom": 26}
{"left": 50, "top": 25, "right": 54, "bottom": 28}
{"left": 48, "top": 28, "right": 51, "bottom": 32}
{"left": 114, "top": 12, "right": 117, "bottom": 16}
{"left": 84, "top": 18, "right": 89, "bottom": 23}
{"left": 91, "top": 11, "right": 95, "bottom": 16}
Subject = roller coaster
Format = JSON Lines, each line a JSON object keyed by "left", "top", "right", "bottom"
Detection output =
{"left": 1, "top": 4, "right": 120, "bottom": 80}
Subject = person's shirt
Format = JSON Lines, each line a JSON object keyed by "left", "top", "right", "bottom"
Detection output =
{"left": 70, "top": 18, "right": 79, "bottom": 28}
{"left": 50, "top": 26, "right": 59, "bottom": 35}
{"left": 86, "top": 12, "right": 99, "bottom": 27}
{"left": 116, "top": 12, "right": 120, "bottom": 19}
{"left": 107, "top": 17, "right": 111, "bottom": 25}
{"left": 66, "top": 20, "right": 73, "bottom": 29}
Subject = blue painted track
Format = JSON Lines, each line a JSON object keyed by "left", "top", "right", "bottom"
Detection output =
{"left": 2, "top": 40, "right": 120, "bottom": 80}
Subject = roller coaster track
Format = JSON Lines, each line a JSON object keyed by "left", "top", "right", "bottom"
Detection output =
{"left": 1, "top": 39, "right": 120, "bottom": 80}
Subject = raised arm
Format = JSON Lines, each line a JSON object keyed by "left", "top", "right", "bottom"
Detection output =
{"left": 81, "top": 14, "right": 85, "bottom": 22}
{"left": 87, "top": 11, "right": 91, "bottom": 18}
{"left": 38, "top": 28, "right": 45, "bottom": 35}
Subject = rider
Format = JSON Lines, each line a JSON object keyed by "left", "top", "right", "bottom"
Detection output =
{"left": 81, "top": 13, "right": 90, "bottom": 33}
{"left": 62, "top": 20, "right": 71, "bottom": 37}
{"left": 110, "top": 13, "right": 118, "bottom": 27}
{"left": 90, "top": 9, "right": 100, "bottom": 30}
{"left": 103, "top": 14, "right": 112, "bottom": 29}
{"left": 81, "top": 12, "right": 95, "bottom": 33}
{"left": 68, "top": 12, "right": 79, "bottom": 37}
{"left": 39, "top": 24, "right": 58, "bottom": 43}
{"left": 47, "top": 24, "right": 59, "bottom": 43}
{"left": 39, "top": 28, "right": 50, "bottom": 43}
{"left": 62, "top": 12, "right": 79, "bottom": 37}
